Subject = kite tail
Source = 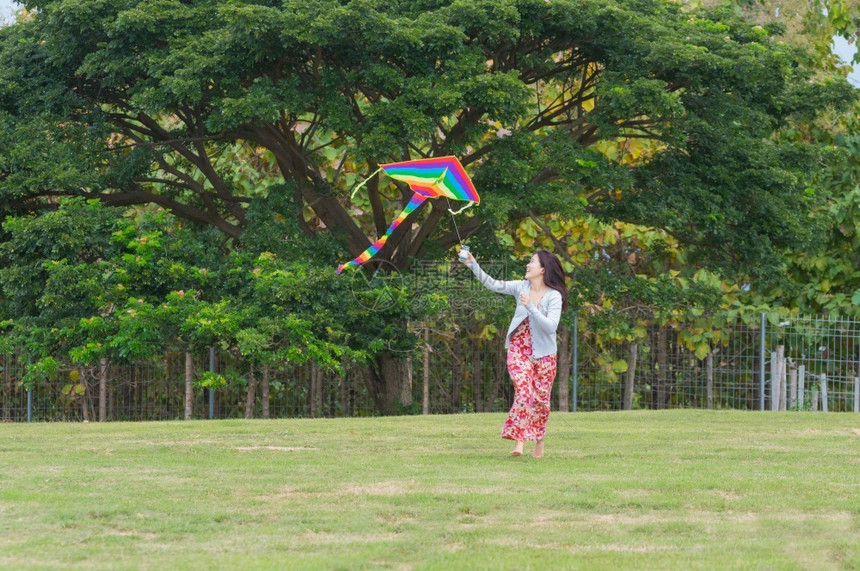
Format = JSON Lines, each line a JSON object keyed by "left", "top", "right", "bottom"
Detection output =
{"left": 337, "top": 194, "right": 428, "bottom": 273}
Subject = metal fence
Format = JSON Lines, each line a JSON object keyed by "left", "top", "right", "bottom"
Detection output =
{"left": 3, "top": 312, "right": 859, "bottom": 422}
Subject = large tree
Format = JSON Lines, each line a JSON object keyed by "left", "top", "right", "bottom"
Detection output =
{"left": 1, "top": 0, "right": 854, "bottom": 410}
{"left": 0, "top": 0, "right": 853, "bottom": 271}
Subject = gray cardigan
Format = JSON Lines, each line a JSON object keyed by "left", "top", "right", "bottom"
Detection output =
{"left": 467, "top": 261, "right": 563, "bottom": 358}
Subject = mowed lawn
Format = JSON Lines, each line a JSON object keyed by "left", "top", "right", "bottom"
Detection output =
{"left": 0, "top": 410, "right": 857, "bottom": 570}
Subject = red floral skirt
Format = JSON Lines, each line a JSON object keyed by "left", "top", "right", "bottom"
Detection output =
{"left": 501, "top": 318, "right": 558, "bottom": 442}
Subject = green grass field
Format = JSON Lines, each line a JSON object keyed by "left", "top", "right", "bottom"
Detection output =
{"left": 1, "top": 410, "right": 858, "bottom": 570}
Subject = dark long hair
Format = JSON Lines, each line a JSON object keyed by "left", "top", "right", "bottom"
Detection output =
{"left": 536, "top": 250, "right": 568, "bottom": 312}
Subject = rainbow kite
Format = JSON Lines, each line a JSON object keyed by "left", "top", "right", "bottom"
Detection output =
{"left": 336, "top": 156, "right": 479, "bottom": 273}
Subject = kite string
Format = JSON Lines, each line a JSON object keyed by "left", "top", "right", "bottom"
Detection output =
{"left": 445, "top": 197, "right": 464, "bottom": 245}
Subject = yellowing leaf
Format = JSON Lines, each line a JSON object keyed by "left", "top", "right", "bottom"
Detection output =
{"left": 612, "top": 359, "right": 628, "bottom": 373}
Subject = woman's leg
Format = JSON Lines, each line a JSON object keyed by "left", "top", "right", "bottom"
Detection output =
{"left": 529, "top": 356, "right": 557, "bottom": 457}
{"left": 501, "top": 349, "right": 536, "bottom": 448}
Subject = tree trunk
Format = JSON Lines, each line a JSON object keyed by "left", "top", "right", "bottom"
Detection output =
{"left": 244, "top": 364, "right": 257, "bottom": 419}
{"left": 557, "top": 326, "right": 571, "bottom": 412}
{"left": 184, "top": 352, "right": 193, "bottom": 420}
{"left": 261, "top": 364, "right": 270, "bottom": 419}
{"left": 99, "top": 358, "right": 108, "bottom": 422}
{"left": 623, "top": 342, "right": 638, "bottom": 410}
{"left": 405, "top": 354, "right": 413, "bottom": 412}
{"left": 363, "top": 352, "right": 413, "bottom": 414}
{"left": 79, "top": 367, "right": 89, "bottom": 422}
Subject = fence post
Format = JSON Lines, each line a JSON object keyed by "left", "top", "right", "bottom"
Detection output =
{"left": 208, "top": 347, "right": 215, "bottom": 420}
{"left": 423, "top": 325, "right": 430, "bottom": 415}
{"left": 759, "top": 312, "right": 766, "bottom": 411}
{"left": 778, "top": 346, "right": 786, "bottom": 412}
{"left": 820, "top": 373, "right": 828, "bottom": 413}
{"left": 706, "top": 351, "right": 714, "bottom": 410}
{"left": 789, "top": 367, "right": 797, "bottom": 410}
{"left": 571, "top": 314, "right": 578, "bottom": 413}
{"left": 770, "top": 350, "right": 778, "bottom": 411}
{"left": 855, "top": 377, "right": 859, "bottom": 413}
{"left": 798, "top": 365, "right": 805, "bottom": 410}
{"left": 27, "top": 356, "right": 32, "bottom": 423}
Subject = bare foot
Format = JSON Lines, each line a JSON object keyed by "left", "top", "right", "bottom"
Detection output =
{"left": 510, "top": 441, "right": 524, "bottom": 456}
{"left": 532, "top": 439, "right": 544, "bottom": 458}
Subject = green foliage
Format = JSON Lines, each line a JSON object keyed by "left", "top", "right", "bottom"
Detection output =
{"left": 2, "top": 0, "right": 853, "bottom": 282}
{"left": 194, "top": 371, "right": 228, "bottom": 390}
{"left": 21, "top": 356, "right": 59, "bottom": 391}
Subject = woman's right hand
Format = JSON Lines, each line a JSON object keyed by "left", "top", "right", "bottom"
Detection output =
{"left": 458, "top": 250, "right": 475, "bottom": 265}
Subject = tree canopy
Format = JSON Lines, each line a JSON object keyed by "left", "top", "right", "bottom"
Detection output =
{"left": 1, "top": 0, "right": 854, "bottom": 279}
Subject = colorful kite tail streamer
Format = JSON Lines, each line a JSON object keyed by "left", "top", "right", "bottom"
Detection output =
{"left": 336, "top": 194, "right": 429, "bottom": 273}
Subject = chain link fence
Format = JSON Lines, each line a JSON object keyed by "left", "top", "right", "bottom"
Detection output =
{"left": 3, "top": 311, "right": 859, "bottom": 422}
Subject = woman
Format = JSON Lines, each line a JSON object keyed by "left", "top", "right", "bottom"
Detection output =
{"left": 460, "top": 249, "right": 568, "bottom": 458}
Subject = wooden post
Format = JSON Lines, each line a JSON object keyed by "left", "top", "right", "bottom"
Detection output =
{"left": 99, "top": 358, "right": 108, "bottom": 422}
{"left": 557, "top": 326, "right": 570, "bottom": 412}
{"left": 789, "top": 367, "right": 797, "bottom": 410}
{"left": 778, "top": 347, "right": 786, "bottom": 412}
{"left": 571, "top": 317, "right": 578, "bottom": 412}
{"left": 770, "top": 351, "right": 778, "bottom": 411}
{"left": 820, "top": 373, "right": 828, "bottom": 413}
{"left": 184, "top": 352, "right": 193, "bottom": 421}
{"left": 706, "top": 351, "right": 714, "bottom": 410}
{"left": 423, "top": 325, "right": 430, "bottom": 415}
{"left": 261, "top": 364, "right": 270, "bottom": 419}
{"left": 798, "top": 365, "right": 805, "bottom": 410}
{"left": 208, "top": 348, "right": 215, "bottom": 420}
{"left": 623, "top": 342, "right": 638, "bottom": 410}
{"left": 80, "top": 367, "right": 89, "bottom": 422}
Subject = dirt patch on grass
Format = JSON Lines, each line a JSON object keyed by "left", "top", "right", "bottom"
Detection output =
{"left": 127, "top": 439, "right": 218, "bottom": 447}
{"left": 235, "top": 446, "right": 318, "bottom": 452}
{"left": 298, "top": 530, "right": 401, "bottom": 545}
{"left": 587, "top": 543, "right": 671, "bottom": 553}
{"left": 257, "top": 486, "right": 316, "bottom": 501}
{"left": 518, "top": 509, "right": 856, "bottom": 532}
{"left": 343, "top": 481, "right": 410, "bottom": 496}
{"left": 488, "top": 536, "right": 670, "bottom": 553}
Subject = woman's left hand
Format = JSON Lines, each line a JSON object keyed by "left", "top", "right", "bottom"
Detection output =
{"left": 519, "top": 293, "right": 529, "bottom": 306}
